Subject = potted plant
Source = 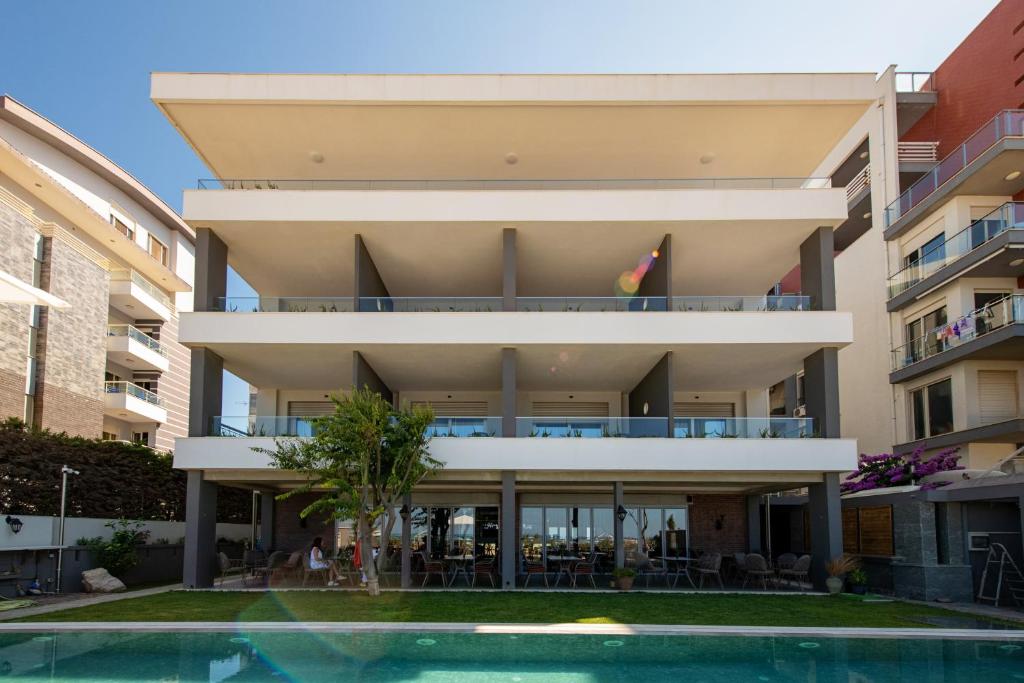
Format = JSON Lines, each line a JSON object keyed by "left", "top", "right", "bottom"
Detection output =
{"left": 848, "top": 568, "right": 868, "bottom": 595}
{"left": 824, "top": 555, "right": 860, "bottom": 595}
{"left": 612, "top": 567, "right": 636, "bottom": 591}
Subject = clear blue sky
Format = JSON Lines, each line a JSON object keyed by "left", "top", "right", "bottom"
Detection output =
{"left": 1, "top": 0, "right": 999, "bottom": 415}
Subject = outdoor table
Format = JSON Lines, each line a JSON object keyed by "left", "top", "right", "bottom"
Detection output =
{"left": 546, "top": 555, "right": 583, "bottom": 587}
{"left": 661, "top": 556, "right": 696, "bottom": 588}
{"left": 443, "top": 554, "right": 474, "bottom": 586}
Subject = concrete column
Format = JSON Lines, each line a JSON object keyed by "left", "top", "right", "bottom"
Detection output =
{"left": 183, "top": 470, "right": 218, "bottom": 588}
{"left": 352, "top": 351, "right": 393, "bottom": 405}
{"left": 501, "top": 471, "right": 517, "bottom": 589}
{"left": 502, "top": 348, "right": 517, "bottom": 437}
{"left": 803, "top": 348, "right": 840, "bottom": 438}
{"left": 627, "top": 352, "right": 674, "bottom": 436}
{"left": 637, "top": 234, "right": 672, "bottom": 309}
{"left": 194, "top": 228, "right": 227, "bottom": 312}
{"left": 258, "top": 490, "right": 275, "bottom": 552}
{"left": 746, "top": 495, "right": 763, "bottom": 553}
{"left": 353, "top": 234, "right": 390, "bottom": 311}
{"left": 800, "top": 226, "right": 836, "bottom": 311}
{"left": 783, "top": 375, "right": 800, "bottom": 416}
{"left": 401, "top": 493, "right": 412, "bottom": 589}
{"left": 807, "top": 473, "right": 843, "bottom": 588}
{"left": 502, "top": 228, "right": 517, "bottom": 312}
{"left": 188, "top": 348, "right": 223, "bottom": 437}
{"left": 613, "top": 481, "right": 625, "bottom": 569}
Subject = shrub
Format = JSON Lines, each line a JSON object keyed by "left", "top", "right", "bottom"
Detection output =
{"left": 841, "top": 447, "right": 962, "bottom": 494}
{"left": 612, "top": 567, "right": 636, "bottom": 579}
{"left": 82, "top": 519, "right": 149, "bottom": 579}
{"left": 825, "top": 555, "right": 860, "bottom": 578}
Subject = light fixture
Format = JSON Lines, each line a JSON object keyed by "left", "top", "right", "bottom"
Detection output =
{"left": 862, "top": 211, "right": 872, "bottom": 220}
{"left": 505, "top": 153, "right": 518, "bottom": 165}
{"left": 616, "top": 505, "right": 627, "bottom": 522}
{"left": 400, "top": 504, "right": 410, "bottom": 521}
{"left": 34, "top": 182, "right": 42, "bottom": 188}
{"left": 642, "top": 401, "right": 650, "bottom": 415}
{"left": 858, "top": 151, "right": 869, "bottom": 160}
{"left": 309, "top": 152, "right": 324, "bottom": 164}
{"left": 1005, "top": 170, "right": 1021, "bottom": 181}
{"left": 1010, "top": 258, "right": 1024, "bottom": 267}
{"left": 5, "top": 516, "right": 23, "bottom": 534}
{"left": 699, "top": 154, "right": 715, "bottom": 165}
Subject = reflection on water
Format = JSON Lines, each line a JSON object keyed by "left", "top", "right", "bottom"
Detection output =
{"left": 0, "top": 630, "right": 1022, "bottom": 681}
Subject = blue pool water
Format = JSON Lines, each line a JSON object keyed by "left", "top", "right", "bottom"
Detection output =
{"left": 0, "top": 630, "right": 1022, "bottom": 681}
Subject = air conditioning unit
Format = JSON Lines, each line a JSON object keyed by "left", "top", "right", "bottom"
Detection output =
{"left": 793, "top": 405, "right": 807, "bottom": 418}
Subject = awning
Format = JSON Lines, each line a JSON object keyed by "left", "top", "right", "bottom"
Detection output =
{"left": 0, "top": 270, "right": 69, "bottom": 308}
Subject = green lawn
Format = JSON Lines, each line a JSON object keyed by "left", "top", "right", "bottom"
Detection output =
{"left": 12, "top": 590, "right": 1016, "bottom": 628}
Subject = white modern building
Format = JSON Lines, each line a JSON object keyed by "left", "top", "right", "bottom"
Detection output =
{"left": 153, "top": 73, "right": 869, "bottom": 589}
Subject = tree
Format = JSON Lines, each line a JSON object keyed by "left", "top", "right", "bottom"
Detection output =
{"left": 258, "top": 388, "right": 439, "bottom": 596}
{"left": 841, "top": 447, "right": 962, "bottom": 494}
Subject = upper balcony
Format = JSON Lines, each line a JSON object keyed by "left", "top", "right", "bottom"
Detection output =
{"left": 103, "top": 381, "right": 167, "bottom": 424}
{"left": 894, "top": 72, "right": 937, "bottom": 137}
{"left": 884, "top": 110, "right": 1024, "bottom": 238}
{"left": 109, "top": 269, "right": 173, "bottom": 322}
{"left": 887, "top": 202, "right": 1024, "bottom": 309}
{"left": 106, "top": 324, "right": 169, "bottom": 372}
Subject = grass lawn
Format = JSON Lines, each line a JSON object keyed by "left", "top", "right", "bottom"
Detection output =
{"left": 12, "top": 590, "right": 1017, "bottom": 628}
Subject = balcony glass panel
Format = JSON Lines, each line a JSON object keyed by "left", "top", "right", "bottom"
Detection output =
{"left": 516, "top": 417, "right": 668, "bottom": 437}
{"left": 427, "top": 416, "right": 502, "bottom": 437}
{"left": 359, "top": 297, "right": 502, "bottom": 312}
{"left": 198, "top": 177, "right": 833, "bottom": 191}
{"left": 673, "top": 417, "right": 813, "bottom": 438}
{"left": 110, "top": 269, "right": 172, "bottom": 308}
{"left": 212, "top": 416, "right": 319, "bottom": 437}
{"left": 892, "top": 294, "right": 1024, "bottom": 370}
{"left": 887, "top": 202, "right": 1024, "bottom": 298}
{"left": 104, "top": 381, "right": 164, "bottom": 407}
{"left": 884, "top": 110, "right": 1024, "bottom": 227}
{"left": 107, "top": 325, "right": 166, "bottom": 356}
{"left": 672, "top": 295, "right": 811, "bottom": 312}
{"left": 516, "top": 297, "right": 667, "bottom": 312}
{"left": 213, "top": 297, "right": 354, "bottom": 312}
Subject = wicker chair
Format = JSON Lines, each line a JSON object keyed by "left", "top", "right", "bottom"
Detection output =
{"left": 473, "top": 559, "right": 497, "bottom": 587}
{"left": 571, "top": 559, "right": 598, "bottom": 588}
{"left": 776, "top": 553, "right": 798, "bottom": 571}
{"left": 741, "top": 553, "right": 774, "bottom": 590}
{"left": 777, "top": 554, "right": 812, "bottom": 590}
{"left": 420, "top": 552, "right": 447, "bottom": 587}
{"left": 217, "top": 552, "right": 246, "bottom": 587}
{"left": 636, "top": 551, "right": 670, "bottom": 587}
{"left": 690, "top": 552, "right": 724, "bottom": 589}
{"left": 271, "top": 551, "right": 302, "bottom": 585}
{"left": 301, "top": 551, "right": 329, "bottom": 586}
{"left": 523, "top": 561, "right": 548, "bottom": 588}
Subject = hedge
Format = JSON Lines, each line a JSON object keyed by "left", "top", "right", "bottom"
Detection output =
{"left": 0, "top": 419, "right": 251, "bottom": 523}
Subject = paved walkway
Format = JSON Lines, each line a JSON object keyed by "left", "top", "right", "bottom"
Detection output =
{"left": 0, "top": 583, "right": 180, "bottom": 622}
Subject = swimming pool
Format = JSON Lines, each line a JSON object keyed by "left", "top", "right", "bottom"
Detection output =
{"left": 1, "top": 628, "right": 1022, "bottom": 681}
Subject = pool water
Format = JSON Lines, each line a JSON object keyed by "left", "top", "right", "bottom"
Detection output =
{"left": 1, "top": 630, "right": 1022, "bottom": 681}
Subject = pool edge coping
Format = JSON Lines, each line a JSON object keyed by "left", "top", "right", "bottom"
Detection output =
{"left": 2, "top": 621, "right": 1023, "bottom": 640}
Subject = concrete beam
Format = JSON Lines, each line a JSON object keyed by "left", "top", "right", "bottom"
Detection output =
{"left": 501, "top": 471, "right": 516, "bottom": 589}
{"left": 803, "top": 348, "right": 840, "bottom": 438}
{"left": 354, "top": 234, "right": 390, "bottom": 311}
{"left": 613, "top": 481, "right": 625, "bottom": 568}
{"left": 183, "top": 470, "right": 218, "bottom": 588}
{"left": 628, "top": 352, "right": 674, "bottom": 437}
{"left": 808, "top": 472, "right": 843, "bottom": 588}
{"left": 637, "top": 234, "right": 672, "bottom": 305}
{"left": 194, "top": 228, "right": 227, "bottom": 312}
{"left": 259, "top": 490, "right": 275, "bottom": 552}
{"left": 746, "top": 495, "right": 763, "bottom": 553}
{"left": 503, "top": 228, "right": 516, "bottom": 312}
{"left": 188, "top": 348, "right": 223, "bottom": 437}
{"left": 352, "top": 350, "right": 393, "bottom": 405}
{"left": 800, "top": 226, "right": 836, "bottom": 311}
{"left": 502, "top": 348, "right": 517, "bottom": 438}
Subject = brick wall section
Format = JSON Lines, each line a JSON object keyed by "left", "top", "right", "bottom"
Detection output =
{"left": 0, "top": 197, "right": 38, "bottom": 419}
{"left": 154, "top": 313, "right": 190, "bottom": 452}
{"left": 688, "top": 494, "right": 748, "bottom": 555}
{"left": 33, "top": 236, "right": 108, "bottom": 436}
{"left": 902, "top": 0, "right": 1024, "bottom": 158}
{"left": 272, "top": 492, "right": 337, "bottom": 555}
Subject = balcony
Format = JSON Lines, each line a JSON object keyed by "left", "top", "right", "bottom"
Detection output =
{"left": 214, "top": 296, "right": 354, "bottom": 313}
{"left": 894, "top": 72, "right": 937, "bottom": 138}
{"left": 894, "top": 72, "right": 936, "bottom": 94}
{"left": 890, "top": 294, "right": 1024, "bottom": 382}
{"left": 197, "top": 177, "right": 833, "bottom": 191}
{"left": 887, "top": 202, "right": 1024, "bottom": 307}
{"left": 109, "top": 269, "right": 173, "bottom": 322}
{"left": 845, "top": 165, "right": 870, "bottom": 204}
{"left": 106, "top": 325, "right": 169, "bottom": 372}
{"left": 884, "top": 110, "right": 1024, "bottom": 235}
{"left": 897, "top": 141, "right": 939, "bottom": 165}
{"left": 103, "top": 381, "right": 167, "bottom": 424}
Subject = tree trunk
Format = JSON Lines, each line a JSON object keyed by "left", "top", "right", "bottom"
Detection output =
{"left": 358, "top": 509, "right": 380, "bottom": 596}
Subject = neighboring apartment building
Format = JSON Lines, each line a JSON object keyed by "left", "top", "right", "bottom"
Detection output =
{"left": 154, "top": 72, "right": 875, "bottom": 589}
{"left": 0, "top": 96, "right": 194, "bottom": 451}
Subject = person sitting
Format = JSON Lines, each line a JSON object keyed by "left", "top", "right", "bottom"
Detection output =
{"left": 310, "top": 537, "right": 344, "bottom": 586}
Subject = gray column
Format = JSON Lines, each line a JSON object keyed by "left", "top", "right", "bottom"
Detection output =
{"left": 401, "top": 493, "right": 412, "bottom": 589}
{"left": 258, "top": 490, "right": 275, "bottom": 552}
{"left": 803, "top": 348, "right": 840, "bottom": 438}
{"left": 783, "top": 375, "right": 799, "bottom": 416}
{"left": 183, "top": 470, "right": 218, "bottom": 588}
{"left": 503, "top": 228, "right": 517, "bottom": 312}
{"left": 613, "top": 482, "right": 625, "bottom": 569}
{"left": 627, "top": 352, "right": 674, "bottom": 437}
{"left": 502, "top": 348, "right": 517, "bottom": 437}
{"left": 501, "top": 471, "right": 516, "bottom": 589}
{"left": 746, "top": 495, "right": 763, "bottom": 553}
{"left": 800, "top": 226, "right": 836, "bottom": 311}
{"left": 188, "top": 348, "right": 223, "bottom": 437}
{"left": 194, "top": 228, "right": 227, "bottom": 312}
{"left": 637, "top": 234, "right": 672, "bottom": 307}
{"left": 353, "top": 234, "right": 390, "bottom": 311}
{"left": 807, "top": 473, "right": 843, "bottom": 588}
{"left": 352, "top": 351, "right": 393, "bottom": 405}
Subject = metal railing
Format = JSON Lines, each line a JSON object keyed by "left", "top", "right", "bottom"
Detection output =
{"left": 427, "top": 417, "right": 502, "bottom": 437}
{"left": 897, "top": 141, "right": 939, "bottom": 164}
{"left": 892, "top": 294, "right": 1024, "bottom": 370}
{"left": 516, "top": 417, "right": 669, "bottom": 438}
{"left": 110, "top": 269, "right": 172, "bottom": 309}
{"left": 516, "top": 297, "right": 667, "bottom": 312}
{"left": 845, "top": 165, "right": 870, "bottom": 202}
{"left": 106, "top": 325, "right": 167, "bottom": 357}
{"left": 673, "top": 417, "right": 813, "bottom": 438}
{"left": 885, "top": 110, "right": 1024, "bottom": 227}
{"left": 894, "top": 71, "right": 936, "bottom": 93}
{"left": 212, "top": 297, "right": 354, "bottom": 312}
{"left": 673, "top": 295, "right": 811, "bottom": 312}
{"left": 888, "top": 202, "right": 1024, "bottom": 298}
{"left": 104, "top": 381, "right": 164, "bottom": 407}
{"left": 197, "top": 177, "right": 834, "bottom": 191}
{"left": 360, "top": 297, "right": 502, "bottom": 313}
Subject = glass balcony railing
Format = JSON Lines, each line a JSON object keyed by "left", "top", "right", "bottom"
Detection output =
{"left": 212, "top": 416, "right": 320, "bottom": 437}
{"left": 892, "top": 294, "right": 1024, "bottom": 371}
{"left": 894, "top": 71, "right": 936, "bottom": 93}
{"left": 198, "top": 177, "right": 833, "bottom": 191}
{"left": 884, "top": 110, "right": 1024, "bottom": 227}
{"left": 107, "top": 325, "right": 167, "bottom": 356}
{"left": 104, "top": 381, "right": 164, "bottom": 407}
{"left": 427, "top": 417, "right": 502, "bottom": 437}
{"left": 673, "top": 417, "right": 813, "bottom": 438}
{"left": 887, "top": 202, "right": 1024, "bottom": 298}
{"left": 672, "top": 295, "right": 811, "bottom": 312}
{"left": 516, "top": 297, "right": 667, "bottom": 312}
{"left": 516, "top": 417, "right": 669, "bottom": 438}
{"left": 212, "top": 297, "right": 354, "bottom": 312}
{"left": 110, "top": 269, "right": 172, "bottom": 308}
{"left": 359, "top": 297, "right": 503, "bottom": 312}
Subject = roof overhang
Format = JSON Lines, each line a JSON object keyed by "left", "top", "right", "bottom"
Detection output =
{"left": 0, "top": 270, "right": 69, "bottom": 307}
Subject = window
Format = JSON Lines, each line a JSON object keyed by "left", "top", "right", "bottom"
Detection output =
{"left": 148, "top": 235, "right": 169, "bottom": 266}
{"left": 111, "top": 215, "right": 135, "bottom": 240}
{"left": 910, "top": 378, "right": 953, "bottom": 440}
{"left": 974, "top": 291, "right": 1010, "bottom": 309}
{"left": 102, "top": 431, "right": 118, "bottom": 441}
{"left": 905, "top": 305, "right": 947, "bottom": 361}
{"left": 132, "top": 431, "right": 149, "bottom": 445}
{"left": 904, "top": 233, "right": 945, "bottom": 268}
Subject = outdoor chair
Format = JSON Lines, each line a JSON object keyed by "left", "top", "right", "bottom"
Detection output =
{"left": 420, "top": 552, "right": 447, "bottom": 587}
{"left": 472, "top": 559, "right": 497, "bottom": 587}
{"left": 301, "top": 551, "right": 329, "bottom": 586}
{"left": 777, "top": 554, "right": 812, "bottom": 590}
{"left": 636, "top": 552, "right": 670, "bottom": 587}
{"left": 217, "top": 552, "right": 246, "bottom": 587}
{"left": 731, "top": 552, "right": 747, "bottom": 582}
{"left": 271, "top": 551, "right": 302, "bottom": 585}
{"left": 670, "top": 557, "right": 696, "bottom": 589}
{"left": 690, "top": 552, "right": 724, "bottom": 589}
{"left": 523, "top": 561, "right": 548, "bottom": 588}
{"left": 741, "top": 553, "right": 774, "bottom": 591}
{"left": 776, "top": 553, "right": 798, "bottom": 571}
{"left": 570, "top": 559, "right": 598, "bottom": 589}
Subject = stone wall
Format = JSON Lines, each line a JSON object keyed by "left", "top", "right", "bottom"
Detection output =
{"left": 0, "top": 193, "right": 38, "bottom": 420}
{"left": 688, "top": 494, "right": 748, "bottom": 555}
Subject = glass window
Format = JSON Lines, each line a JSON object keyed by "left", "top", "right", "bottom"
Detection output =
{"left": 520, "top": 508, "right": 543, "bottom": 563}
{"left": 911, "top": 387, "right": 926, "bottom": 440}
{"left": 410, "top": 507, "right": 429, "bottom": 555}
{"left": 919, "top": 233, "right": 946, "bottom": 266}
{"left": 545, "top": 507, "right": 568, "bottom": 557}
{"left": 451, "top": 507, "right": 475, "bottom": 556}
{"left": 910, "top": 378, "right": 953, "bottom": 439}
{"left": 112, "top": 216, "right": 134, "bottom": 240}
{"left": 592, "top": 508, "right": 614, "bottom": 554}
{"left": 148, "top": 235, "right": 169, "bottom": 266}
